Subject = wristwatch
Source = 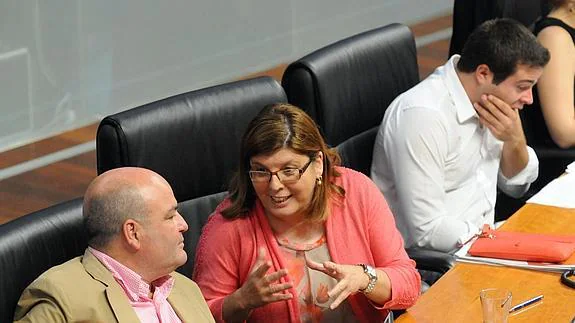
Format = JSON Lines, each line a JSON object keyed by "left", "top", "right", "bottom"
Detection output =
{"left": 358, "top": 264, "right": 377, "bottom": 294}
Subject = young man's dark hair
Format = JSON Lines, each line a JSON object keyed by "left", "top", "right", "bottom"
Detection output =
{"left": 457, "top": 18, "right": 550, "bottom": 84}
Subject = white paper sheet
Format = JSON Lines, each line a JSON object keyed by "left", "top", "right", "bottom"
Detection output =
{"left": 526, "top": 171, "right": 575, "bottom": 208}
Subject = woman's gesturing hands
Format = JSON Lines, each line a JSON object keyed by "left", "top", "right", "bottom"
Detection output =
{"left": 237, "top": 248, "right": 293, "bottom": 310}
{"left": 224, "top": 248, "right": 293, "bottom": 322}
{"left": 306, "top": 258, "right": 370, "bottom": 310}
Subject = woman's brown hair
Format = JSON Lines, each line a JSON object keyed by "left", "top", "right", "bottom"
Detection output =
{"left": 222, "top": 103, "right": 344, "bottom": 221}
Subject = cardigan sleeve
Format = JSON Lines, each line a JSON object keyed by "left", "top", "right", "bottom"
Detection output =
{"left": 362, "top": 173, "right": 421, "bottom": 309}
{"left": 192, "top": 202, "right": 246, "bottom": 323}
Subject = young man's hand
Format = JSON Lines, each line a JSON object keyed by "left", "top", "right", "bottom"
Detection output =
{"left": 473, "top": 94, "right": 526, "bottom": 145}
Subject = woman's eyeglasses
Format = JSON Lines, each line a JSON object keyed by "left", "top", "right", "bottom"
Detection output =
{"left": 249, "top": 158, "right": 313, "bottom": 184}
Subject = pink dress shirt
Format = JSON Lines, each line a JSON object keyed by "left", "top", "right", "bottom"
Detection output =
{"left": 89, "top": 247, "right": 182, "bottom": 323}
{"left": 193, "top": 167, "right": 420, "bottom": 323}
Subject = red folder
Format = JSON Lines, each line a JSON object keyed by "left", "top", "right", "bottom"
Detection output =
{"left": 468, "top": 225, "right": 575, "bottom": 263}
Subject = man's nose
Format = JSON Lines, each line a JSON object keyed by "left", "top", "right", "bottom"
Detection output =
{"left": 177, "top": 213, "right": 189, "bottom": 232}
{"left": 522, "top": 89, "right": 534, "bottom": 105}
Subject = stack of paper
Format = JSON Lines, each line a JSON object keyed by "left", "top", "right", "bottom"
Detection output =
{"left": 527, "top": 170, "right": 575, "bottom": 208}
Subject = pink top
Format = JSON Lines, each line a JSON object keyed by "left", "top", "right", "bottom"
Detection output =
{"left": 193, "top": 167, "right": 420, "bottom": 323}
{"left": 277, "top": 235, "right": 358, "bottom": 322}
{"left": 89, "top": 247, "right": 182, "bottom": 323}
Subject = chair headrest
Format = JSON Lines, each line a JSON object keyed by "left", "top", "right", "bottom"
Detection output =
{"left": 283, "top": 23, "right": 419, "bottom": 146}
{"left": 97, "top": 76, "right": 287, "bottom": 201}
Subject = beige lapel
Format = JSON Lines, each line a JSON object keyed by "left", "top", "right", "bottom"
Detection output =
{"left": 168, "top": 278, "right": 214, "bottom": 323}
{"left": 82, "top": 250, "right": 141, "bottom": 323}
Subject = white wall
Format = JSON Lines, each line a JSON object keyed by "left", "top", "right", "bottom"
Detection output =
{"left": 0, "top": 0, "right": 451, "bottom": 153}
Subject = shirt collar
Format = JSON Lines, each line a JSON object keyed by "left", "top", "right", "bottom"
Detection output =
{"left": 88, "top": 246, "right": 175, "bottom": 302}
{"left": 444, "top": 55, "right": 477, "bottom": 124}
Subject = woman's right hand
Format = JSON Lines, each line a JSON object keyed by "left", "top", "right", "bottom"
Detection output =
{"left": 223, "top": 248, "right": 293, "bottom": 322}
{"left": 238, "top": 247, "right": 293, "bottom": 309}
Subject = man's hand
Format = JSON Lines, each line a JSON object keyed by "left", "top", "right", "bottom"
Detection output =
{"left": 474, "top": 94, "right": 529, "bottom": 178}
{"left": 473, "top": 94, "right": 526, "bottom": 145}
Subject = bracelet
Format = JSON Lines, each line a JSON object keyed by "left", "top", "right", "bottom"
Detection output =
{"left": 358, "top": 264, "right": 377, "bottom": 294}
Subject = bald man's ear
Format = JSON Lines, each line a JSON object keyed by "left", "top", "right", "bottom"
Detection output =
{"left": 475, "top": 64, "right": 494, "bottom": 86}
{"left": 122, "top": 219, "right": 142, "bottom": 251}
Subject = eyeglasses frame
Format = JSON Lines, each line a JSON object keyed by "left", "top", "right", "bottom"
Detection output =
{"left": 248, "top": 157, "right": 315, "bottom": 184}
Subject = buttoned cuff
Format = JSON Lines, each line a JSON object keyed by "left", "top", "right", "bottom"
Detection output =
{"left": 498, "top": 146, "right": 539, "bottom": 185}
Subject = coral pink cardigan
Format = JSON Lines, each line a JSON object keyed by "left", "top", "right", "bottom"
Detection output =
{"left": 193, "top": 167, "right": 420, "bottom": 322}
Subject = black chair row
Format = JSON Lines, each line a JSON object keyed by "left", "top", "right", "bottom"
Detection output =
{"left": 0, "top": 23, "right": 453, "bottom": 321}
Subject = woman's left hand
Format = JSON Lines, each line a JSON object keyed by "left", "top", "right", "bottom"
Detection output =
{"left": 306, "top": 259, "right": 369, "bottom": 309}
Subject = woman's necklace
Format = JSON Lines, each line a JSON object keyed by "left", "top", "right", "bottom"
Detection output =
{"left": 273, "top": 219, "right": 325, "bottom": 245}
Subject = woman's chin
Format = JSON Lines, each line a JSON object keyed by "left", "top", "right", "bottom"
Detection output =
{"left": 266, "top": 204, "right": 298, "bottom": 220}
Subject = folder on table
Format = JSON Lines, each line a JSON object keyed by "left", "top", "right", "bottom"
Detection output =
{"left": 468, "top": 225, "right": 575, "bottom": 263}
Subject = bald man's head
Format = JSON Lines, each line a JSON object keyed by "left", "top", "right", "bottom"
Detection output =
{"left": 83, "top": 167, "right": 168, "bottom": 249}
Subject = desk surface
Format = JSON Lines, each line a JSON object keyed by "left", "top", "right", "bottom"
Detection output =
{"left": 396, "top": 203, "right": 575, "bottom": 323}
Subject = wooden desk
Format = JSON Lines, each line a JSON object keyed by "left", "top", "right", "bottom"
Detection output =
{"left": 396, "top": 204, "right": 575, "bottom": 323}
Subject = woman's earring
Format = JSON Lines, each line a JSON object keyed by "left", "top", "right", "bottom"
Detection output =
{"left": 316, "top": 176, "right": 323, "bottom": 186}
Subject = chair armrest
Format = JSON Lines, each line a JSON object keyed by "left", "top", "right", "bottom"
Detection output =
{"left": 406, "top": 248, "right": 455, "bottom": 274}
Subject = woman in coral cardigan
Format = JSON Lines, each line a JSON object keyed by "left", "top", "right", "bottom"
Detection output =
{"left": 193, "top": 103, "right": 420, "bottom": 323}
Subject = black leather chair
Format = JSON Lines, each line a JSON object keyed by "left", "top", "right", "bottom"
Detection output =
{"left": 177, "top": 191, "right": 227, "bottom": 277}
{"left": 282, "top": 23, "right": 420, "bottom": 148}
{"left": 97, "top": 76, "right": 287, "bottom": 202}
{"left": 283, "top": 23, "right": 454, "bottom": 285}
{"left": 336, "top": 128, "right": 379, "bottom": 176}
{"left": 0, "top": 198, "right": 86, "bottom": 323}
{"left": 449, "top": 0, "right": 548, "bottom": 56}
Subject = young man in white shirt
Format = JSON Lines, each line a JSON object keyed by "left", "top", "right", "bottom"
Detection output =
{"left": 371, "top": 19, "right": 550, "bottom": 253}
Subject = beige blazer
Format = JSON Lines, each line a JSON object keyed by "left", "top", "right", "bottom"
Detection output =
{"left": 14, "top": 249, "right": 214, "bottom": 323}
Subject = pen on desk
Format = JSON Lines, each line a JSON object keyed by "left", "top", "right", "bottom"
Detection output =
{"left": 509, "top": 295, "right": 544, "bottom": 313}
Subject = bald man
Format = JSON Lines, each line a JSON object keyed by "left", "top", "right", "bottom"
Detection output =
{"left": 14, "top": 167, "right": 214, "bottom": 322}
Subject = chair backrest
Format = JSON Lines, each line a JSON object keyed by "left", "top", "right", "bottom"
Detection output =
{"left": 499, "top": 0, "right": 549, "bottom": 27}
{"left": 177, "top": 191, "right": 227, "bottom": 277}
{"left": 0, "top": 198, "right": 86, "bottom": 323}
{"left": 97, "top": 76, "right": 287, "bottom": 202}
{"left": 335, "top": 127, "right": 378, "bottom": 176}
{"left": 449, "top": 0, "right": 548, "bottom": 56}
{"left": 282, "top": 23, "right": 419, "bottom": 147}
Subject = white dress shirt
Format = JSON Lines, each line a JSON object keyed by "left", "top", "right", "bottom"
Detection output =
{"left": 370, "top": 55, "right": 538, "bottom": 253}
